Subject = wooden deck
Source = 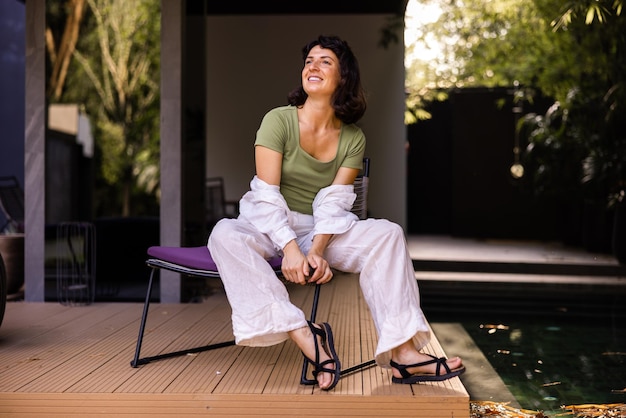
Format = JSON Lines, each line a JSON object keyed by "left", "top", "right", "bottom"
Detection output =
{"left": 0, "top": 274, "right": 469, "bottom": 417}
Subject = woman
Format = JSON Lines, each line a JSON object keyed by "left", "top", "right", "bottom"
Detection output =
{"left": 208, "top": 35, "right": 464, "bottom": 391}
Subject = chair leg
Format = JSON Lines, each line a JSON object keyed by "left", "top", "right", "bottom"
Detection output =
{"left": 130, "top": 267, "right": 156, "bottom": 367}
{"left": 300, "top": 284, "right": 321, "bottom": 385}
{"left": 130, "top": 267, "right": 236, "bottom": 368}
{"left": 299, "top": 282, "right": 376, "bottom": 385}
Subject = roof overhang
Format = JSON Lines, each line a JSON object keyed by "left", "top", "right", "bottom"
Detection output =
{"left": 187, "top": 0, "right": 409, "bottom": 16}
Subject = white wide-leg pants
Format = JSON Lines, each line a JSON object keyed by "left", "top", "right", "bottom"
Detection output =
{"left": 207, "top": 213, "right": 431, "bottom": 367}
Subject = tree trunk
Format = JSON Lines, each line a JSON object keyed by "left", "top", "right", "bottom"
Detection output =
{"left": 47, "top": 0, "right": 86, "bottom": 100}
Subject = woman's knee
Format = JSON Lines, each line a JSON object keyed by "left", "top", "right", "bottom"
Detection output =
{"left": 387, "top": 220, "right": 405, "bottom": 238}
{"left": 208, "top": 218, "right": 241, "bottom": 248}
{"left": 369, "top": 218, "right": 404, "bottom": 241}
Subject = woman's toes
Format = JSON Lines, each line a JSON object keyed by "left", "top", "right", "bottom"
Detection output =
{"left": 447, "top": 356, "right": 463, "bottom": 369}
{"left": 318, "top": 372, "right": 331, "bottom": 389}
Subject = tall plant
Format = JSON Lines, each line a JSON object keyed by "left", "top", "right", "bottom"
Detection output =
{"left": 408, "top": 0, "right": 625, "bottom": 208}
{"left": 525, "top": 0, "right": 626, "bottom": 209}
{"left": 47, "top": 0, "right": 161, "bottom": 217}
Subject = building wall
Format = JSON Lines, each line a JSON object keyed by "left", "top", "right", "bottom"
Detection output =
{"left": 0, "top": 0, "right": 26, "bottom": 230}
{"left": 21, "top": 3, "right": 408, "bottom": 302}
{"left": 407, "top": 88, "right": 559, "bottom": 240}
{"left": 203, "top": 15, "right": 407, "bottom": 227}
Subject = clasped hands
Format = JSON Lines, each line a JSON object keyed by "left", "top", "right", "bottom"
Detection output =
{"left": 281, "top": 241, "right": 333, "bottom": 285}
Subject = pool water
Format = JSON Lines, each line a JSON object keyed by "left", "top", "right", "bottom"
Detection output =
{"left": 461, "top": 314, "right": 626, "bottom": 414}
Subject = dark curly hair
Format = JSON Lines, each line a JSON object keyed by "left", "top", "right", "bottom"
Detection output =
{"left": 287, "top": 35, "right": 367, "bottom": 125}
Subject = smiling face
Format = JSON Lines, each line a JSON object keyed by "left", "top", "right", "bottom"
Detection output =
{"left": 301, "top": 45, "right": 341, "bottom": 99}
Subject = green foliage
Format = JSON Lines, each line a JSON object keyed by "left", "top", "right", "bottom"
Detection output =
{"left": 406, "top": 0, "right": 626, "bottom": 208}
{"left": 523, "top": 0, "right": 626, "bottom": 207}
{"left": 519, "top": 99, "right": 587, "bottom": 202}
{"left": 405, "top": 0, "right": 560, "bottom": 123}
{"left": 407, "top": 0, "right": 552, "bottom": 89}
{"left": 52, "top": 0, "right": 161, "bottom": 217}
{"left": 405, "top": 0, "right": 623, "bottom": 116}
{"left": 520, "top": 95, "right": 619, "bottom": 212}
{"left": 551, "top": 0, "right": 623, "bottom": 29}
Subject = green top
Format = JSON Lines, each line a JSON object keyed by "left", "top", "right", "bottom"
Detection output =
{"left": 255, "top": 105, "right": 366, "bottom": 214}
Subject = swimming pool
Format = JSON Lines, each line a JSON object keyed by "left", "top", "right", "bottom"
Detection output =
{"left": 423, "top": 280, "right": 626, "bottom": 415}
{"left": 462, "top": 314, "right": 626, "bottom": 414}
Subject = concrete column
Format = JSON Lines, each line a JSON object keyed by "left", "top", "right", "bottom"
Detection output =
{"left": 159, "top": 0, "right": 184, "bottom": 302}
{"left": 24, "top": 0, "right": 46, "bottom": 301}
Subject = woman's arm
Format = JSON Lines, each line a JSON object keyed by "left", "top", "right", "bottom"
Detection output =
{"left": 255, "top": 145, "right": 314, "bottom": 284}
{"left": 238, "top": 145, "right": 297, "bottom": 255}
{"left": 306, "top": 166, "right": 361, "bottom": 284}
{"left": 255, "top": 145, "right": 283, "bottom": 186}
{"left": 332, "top": 166, "right": 360, "bottom": 186}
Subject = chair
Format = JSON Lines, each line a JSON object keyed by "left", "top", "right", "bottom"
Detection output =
{"left": 205, "top": 177, "right": 240, "bottom": 232}
{"left": 205, "top": 177, "right": 227, "bottom": 230}
{"left": 0, "top": 176, "right": 25, "bottom": 233}
{"left": 131, "top": 158, "right": 373, "bottom": 386}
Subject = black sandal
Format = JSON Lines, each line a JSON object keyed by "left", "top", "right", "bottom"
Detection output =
{"left": 302, "top": 321, "right": 341, "bottom": 390}
{"left": 390, "top": 354, "right": 465, "bottom": 383}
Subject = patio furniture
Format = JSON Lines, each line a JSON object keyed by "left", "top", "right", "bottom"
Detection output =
{"left": 56, "top": 222, "right": 96, "bottom": 306}
{"left": 131, "top": 158, "right": 373, "bottom": 386}
{"left": 0, "top": 177, "right": 25, "bottom": 299}
{"left": 0, "top": 176, "right": 24, "bottom": 233}
{"left": 0, "top": 253, "right": 6, "bottom": 328}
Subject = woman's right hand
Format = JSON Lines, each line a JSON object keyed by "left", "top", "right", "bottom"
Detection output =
{"left": 281, "top": 240, "right": 311, "bottom": 285}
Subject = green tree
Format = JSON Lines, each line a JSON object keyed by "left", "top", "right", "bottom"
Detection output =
{"left": 46, "top": 0, "right": 86, "bottom": 101}
{"left": 406, "top": 0, "right": 625, "bottom": 208}
{"left": 46, "top": 0, "right": 161, "bottom": 218}
{"left": 520, "top": 0, "right": 625, "bottom": 208}
{"left": 76, "top": 0, "right": 160, "bottom": 217}
{"left": 406, "top": 0, "right": 622, "bottom": 112}
{"left": 405, "top": 0, "right": 563, "bottom": 115}
{"left": 405, "top": 0, "right": 554, "bottom": 122}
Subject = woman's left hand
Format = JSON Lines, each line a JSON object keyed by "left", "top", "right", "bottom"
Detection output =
{"left": 306, "top": 253, "right": 333, "bottom": 285}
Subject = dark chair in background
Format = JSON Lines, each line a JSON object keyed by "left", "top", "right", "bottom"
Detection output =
{"left": 0, "top": 176, "right": 25, "bottom": 233}
{"left": 0, "top": 254, "right": 6, "bottom": 328}
{"left": 205, "top": 177, "right": 239, "bottom": 233}
{"left": 0, "top": 177, "right": 25, "bottom": 301}
{"left": 204, "top": 177, "right": 227, "bottom": 231}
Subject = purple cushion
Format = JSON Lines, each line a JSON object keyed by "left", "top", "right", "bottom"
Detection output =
{"left": 147, "top": 245, "right": 283, "bottom": 272}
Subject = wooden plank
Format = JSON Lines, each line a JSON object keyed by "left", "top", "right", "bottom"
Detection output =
{"left": 0, "top": 393, "right": 468, "bottom": 417}
{"left": 0, "top": 275, "right": 469, "bottom": 418}
{"left": 211, "top": 281, "right": 316, "bottom": 395}
{"left": 0, "top": 303, "right": 139, "bottom": 391}
{"left": 22, "top": 304, "right": 144, "bottom": 392}
{"left": 113, "top": 302, "right": 238, "bottom": 394}
{"left": 263, "top": 336, "right": 315, "bottom": 395}
{"left": 214, "top": 344, "right": 281, "bottom": 394}
{"left": 162, "top": 343, "right": 244, "bottom": 394}
{"left": 156, "top": 304, "right": 244, "bottom": 394}
{"left": 70, "top": 304, "right": 201, "bottom": 393}
{"left": 134, "top": 299, "right": 232, "bottom": 357}
{"left": 0, "top": 301, "right": 71, "bottom": 333}
{"left": 331, "top": 273, "right": 366, "bottom": 395}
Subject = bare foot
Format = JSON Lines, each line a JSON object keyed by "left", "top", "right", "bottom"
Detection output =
{"left": 390, "top": 340, "right": 464, "bottom": 379}
{"left": 289, "top": 322, "right": 337, "bottom": 389}
{"left": 390, "top": 354, "right": 464, "bottom": 378}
